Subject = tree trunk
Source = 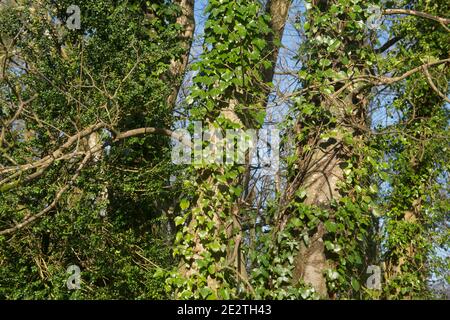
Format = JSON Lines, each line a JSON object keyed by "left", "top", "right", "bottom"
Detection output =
{"left": 288, "top": 0, "right": 371, "bottom": 298}
{"left": 167, "top": 0, "right": 195, "bottom": 108}
{"left": 177, "top": 0, "right": 292, "bottom": 297}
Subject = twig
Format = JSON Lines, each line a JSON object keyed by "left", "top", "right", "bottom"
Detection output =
{"left": 0, "top": 152, "right": 92, "bottom": 235}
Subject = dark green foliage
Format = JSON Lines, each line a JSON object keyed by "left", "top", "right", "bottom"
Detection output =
{"left": 0, "top": 0, "right": 183, "bottom": 299}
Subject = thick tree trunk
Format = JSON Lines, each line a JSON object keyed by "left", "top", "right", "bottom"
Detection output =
{"left": 292, "top": 136, "right": 345, "bottom": 297}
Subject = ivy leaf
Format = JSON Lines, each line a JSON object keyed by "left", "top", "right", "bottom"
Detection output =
{"left": 199, "top": 287, "right": 211, "bottom": 298}
{"left": 327, "top": 39, "right": 341, "bottom": 53}
{"left": 186, "top": 96, "right": 194, "bottom": 105}
{"left": 319, "top": 59, "right": 332, "bottom": 67}
{"left": 304, "top": 22, "right": 310, "bottom": 31}
{"left": 351, "top": 278, "right": 360, "bottom": 291}
{"left": 255, "top": 110, "right": 266, "bottom": 125}
{"left": 324, "top": 220, "right": 337, "bottom": 233}
{"left": 180, "top": 199, "right": 190, "bottom": 210}
{"left": 209, "top": 241, "right": 223, "bottom": 252}
{"left": 174, "top": 216, "right": 185, "bottom": 226}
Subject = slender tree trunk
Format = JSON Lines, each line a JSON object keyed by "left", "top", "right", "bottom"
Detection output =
{"left": 178, "top": 0, "right": 292, "bottom": 297}
{"left": 167, "top": 0, "right": 195, "bottom": 108}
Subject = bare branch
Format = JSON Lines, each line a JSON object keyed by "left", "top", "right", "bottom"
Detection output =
{"left": 0, "top": 152, "right": 92, "bottom": 236}
{"left": 0, "top": 124, "right": 191, "bottom": 191}
{"left": 423, "top": 67, "right": 450, "bottom": 104}
{"left": 384, "top": 9, "right": 450, "bottom": 30}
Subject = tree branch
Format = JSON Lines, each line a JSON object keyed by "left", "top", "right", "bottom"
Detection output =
{"left": 0, "top": 152, "right": 91, "bottom": 235}
{"left": 383, "top": 9, "right": 450, "bottom": 27}
{"left": 374, "top": 35, "right": 402, "bottom": 54}
{"left": 0, "top": 124, "right": 191, "bottom": 193}
{"left": 423, "top": 66, "right": 450, "bottom": 104}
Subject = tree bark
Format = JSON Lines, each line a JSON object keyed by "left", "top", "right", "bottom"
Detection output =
{"left": 167, "top": 0, "right": 195, "bottom": 108}
{"left": 262, "top": 0, "right": 292, "bottom": 86}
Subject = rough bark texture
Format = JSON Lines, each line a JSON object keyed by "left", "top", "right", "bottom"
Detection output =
{"left": 291, "top": 137, "right": 345, "bottom": 297}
